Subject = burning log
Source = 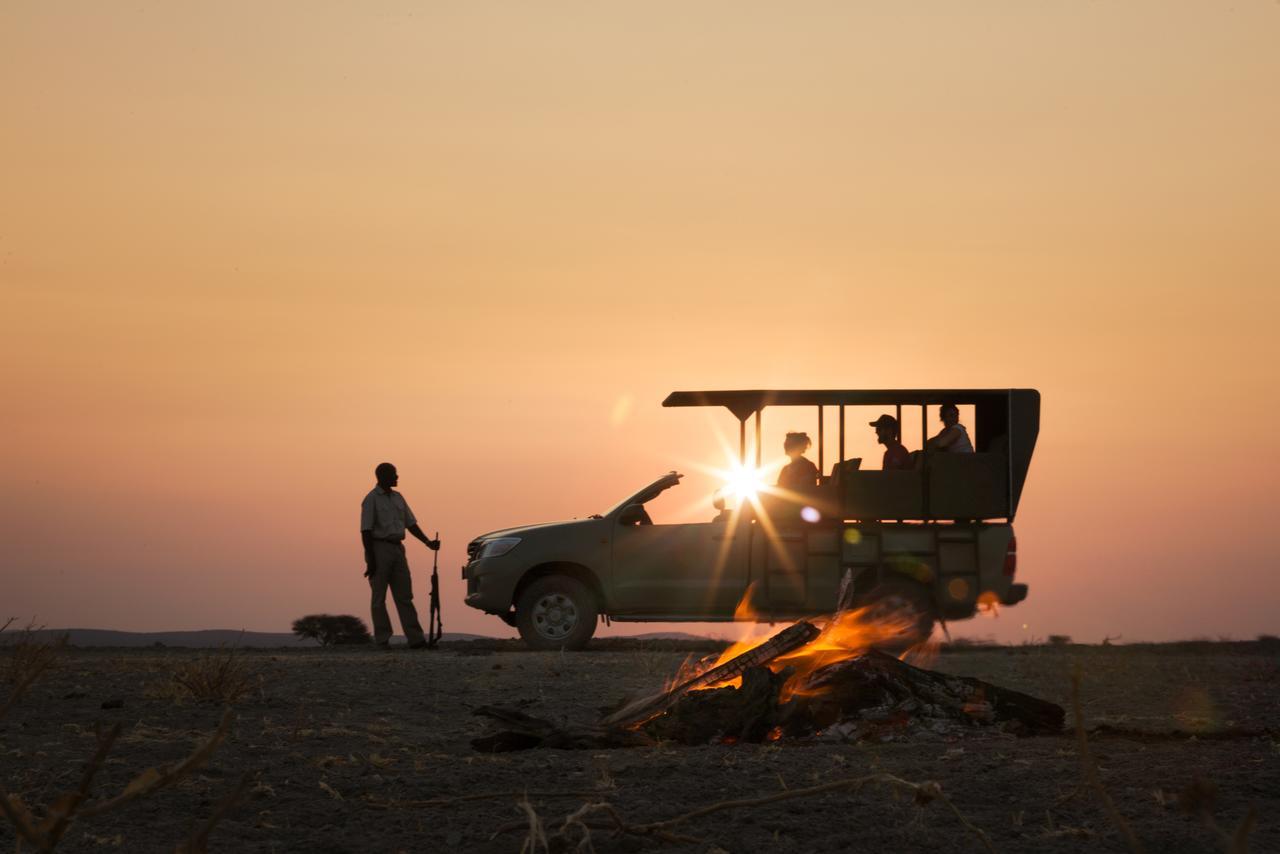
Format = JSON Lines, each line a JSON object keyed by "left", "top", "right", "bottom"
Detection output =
{"left": 600, "top": 621, "right": 821, "bottom": 729}
{"left": 640, "top": 650, "right": 1063, "bottom": 745}
{"left": 642, "top": 664, "right": 792, "bottom": 745}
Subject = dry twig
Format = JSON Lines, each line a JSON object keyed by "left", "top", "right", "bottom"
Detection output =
{"left": 175, "top": 774, "right": 253, "bottom": 854}
{"left": 1071, "top": 666, "right": 1145, "bottom": 854}
{"left": 365, "top": 790, "right": 604, "bottom": 810}
{"left": 494, "top": 773, "right": 995, "bottom": 852}
{"left": 516, "top": 795, "right": 549, "bottom": 854}
{"left": 1179, "top": 777, "right": 1259, "bottom": 854}
{"left": 78, "top": 707, "right": 235, "bottom": 817}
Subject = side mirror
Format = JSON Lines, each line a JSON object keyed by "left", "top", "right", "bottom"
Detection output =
{"left": 618, "top": 504, "right": 646, "bottom": 526}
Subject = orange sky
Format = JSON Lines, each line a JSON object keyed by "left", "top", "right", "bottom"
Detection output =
{"left": 2, "top": 2, "right": 1277, "bottom": 642}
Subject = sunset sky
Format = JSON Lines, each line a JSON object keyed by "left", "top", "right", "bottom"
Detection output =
{"left": 2, "top": 2, "right": 1277, "bottom": 643}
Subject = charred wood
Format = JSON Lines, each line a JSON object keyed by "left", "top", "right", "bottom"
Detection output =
{"left": 641, "top": 666, "right": 791, "bottom": 744}
{"left": 470, "top": 706, "right": 652, "bottom": 753}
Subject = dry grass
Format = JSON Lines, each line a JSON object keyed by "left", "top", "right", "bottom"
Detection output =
{"left": 0, "top": 619, "right": 67, "bottom": 719}
{"left": 171, "top": 645, "right": 259, "bottom": 704}
{"left": 496, "top": 773, "right": 995, "bottom": 852}
{"left": 1072, "top": 666, "right": 1259, "bottom": 854}
{"left": 0, "top": 630, "right": 246, "bottom": 852}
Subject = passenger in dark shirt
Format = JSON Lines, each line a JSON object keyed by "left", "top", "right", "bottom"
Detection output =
{"left": 777, "top": 432, "right": 819, "bottom": 490}
{"left": 870, "top": 414, "right": 911, "bottom": 470}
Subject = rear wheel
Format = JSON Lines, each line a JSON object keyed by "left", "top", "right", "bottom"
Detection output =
{"left": 858, "top": 577, "right": 936, "bottom": 651}
{"left": 515, "top": 575, "right": 599, "bottom": 650}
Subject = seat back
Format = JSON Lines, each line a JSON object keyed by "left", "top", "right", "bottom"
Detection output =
{"left": 841, "top": 470, "right": 925, "bottom": 520}
{"left": 927, "top": 453, "right": 1008, "bottom": 519}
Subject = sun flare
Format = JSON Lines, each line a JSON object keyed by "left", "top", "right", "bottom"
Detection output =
{"left": 721, "top": 463, "right": 766, "bottom": 502}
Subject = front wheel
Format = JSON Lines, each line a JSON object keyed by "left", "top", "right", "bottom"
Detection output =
{"left": 515, "top": 576, "right": 599, "bottom": 650}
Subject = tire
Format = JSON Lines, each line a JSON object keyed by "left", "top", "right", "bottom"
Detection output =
{"left": 515, "top": 575, "right": 599, "bottom": 651}
{"left": 857, "top": 577, "right": 936, "bottom": 652}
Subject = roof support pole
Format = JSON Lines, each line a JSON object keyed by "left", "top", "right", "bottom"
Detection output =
{"left": 739, "top": 418, "right": 746, "bottom": 466}
{"left": 1007, "top": 390, "right": 1014, "bottom": 521}
{"left": 754, "top": 410, "right": 762, "bottom": 467}
{"left": 922, "top": 404, "right": 931, "bottom": 521}
{"left": 895, "top": 403, "right": 903, "bottom": 444}
{"left": 817, "top": 405, "right": 824, "bottom": 476}
{"left": 839, "top": 406, "right": 845, "bottom": 463}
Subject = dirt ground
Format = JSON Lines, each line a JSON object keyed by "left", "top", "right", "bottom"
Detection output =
{"left": 2, "top": 639, "right": 1276, "bottom": 853}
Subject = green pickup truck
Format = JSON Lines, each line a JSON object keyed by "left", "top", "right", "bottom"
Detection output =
{"left": 464, "top": 389, "right": 1039, "bottom": 649}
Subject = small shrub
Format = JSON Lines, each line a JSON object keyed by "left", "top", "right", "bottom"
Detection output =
{"left": 172, "top": 648, "right": 257, "bottom": 704}
{"left": 1048, "top": 634, "right": 1072, "bottom": 646}
{"left": 291, "top": 614, "right": 372, "bottom": 646}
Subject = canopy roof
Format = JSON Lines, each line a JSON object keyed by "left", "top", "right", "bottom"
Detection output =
{"left": 663, "top": 389, "right": 1033, "bottom": 420}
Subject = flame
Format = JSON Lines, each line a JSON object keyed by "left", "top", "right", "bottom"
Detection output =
{"left": 664, "top": 586, "right": 936, "bottom": 705}
{"left": 769, "top": 606, "right": 926, "bottom": 701}
{"left": 663, "top": 582, "right": 770, "bottom": 690}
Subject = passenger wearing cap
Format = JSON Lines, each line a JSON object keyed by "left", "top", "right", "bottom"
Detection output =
{"left": 870, "top": 414, "right": 912, "bottom": 470}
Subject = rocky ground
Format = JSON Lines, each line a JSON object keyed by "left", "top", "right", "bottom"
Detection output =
{"left": 1, "top": 638, "right": 1276, "bottom": 852}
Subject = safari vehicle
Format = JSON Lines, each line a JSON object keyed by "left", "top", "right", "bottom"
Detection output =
{"left": 464, "top": 389, "right": 1039, "bottom": 649}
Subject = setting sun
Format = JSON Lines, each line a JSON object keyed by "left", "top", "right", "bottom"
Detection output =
{"left": 720, "top": 463, "right": 766, "bottom": 503}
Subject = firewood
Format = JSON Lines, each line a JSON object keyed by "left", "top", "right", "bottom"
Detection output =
{"left": 470, "top": 706, "right": 652, "bottom": 752}
{"left": 600, "top": 621, "right": 820, "bottom": 729}
{"left": 790, "top": 650, "right": 1064, "bottom": 737}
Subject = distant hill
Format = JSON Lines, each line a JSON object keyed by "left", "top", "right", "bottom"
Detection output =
{"left": 28, "top": 629, "right": 490, "bottom": 648}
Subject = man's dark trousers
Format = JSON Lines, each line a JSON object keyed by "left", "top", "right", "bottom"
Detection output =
{"left": 369, "top": 540, "right": 426, "bottom": 646}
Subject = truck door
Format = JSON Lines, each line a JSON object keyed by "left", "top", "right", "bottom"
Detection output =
{"left": 751, "top": 524, "right": 843, "bottom": 615}
{"left": 611, "top": 513, "right": 750, "bottom": 615}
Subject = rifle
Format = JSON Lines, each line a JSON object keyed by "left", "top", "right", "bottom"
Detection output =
{"left": 427, "top": 530, "right": 443, "bottom": 648}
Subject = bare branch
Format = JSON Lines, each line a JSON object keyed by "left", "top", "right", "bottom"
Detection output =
{"left": 40, "top": 723, "right": 123, "bottom": 847}
{"left": 78, "top": 708, "right": 234, "bottom": 818}
{"left": 1072, "top": 666, "right": 1145, "bottom": 854}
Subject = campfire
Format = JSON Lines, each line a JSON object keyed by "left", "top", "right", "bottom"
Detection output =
{"left": 472, "top": 594, "right": 1063, "bottom": 752}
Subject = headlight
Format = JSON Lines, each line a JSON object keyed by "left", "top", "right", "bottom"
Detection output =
{"left": 481, "top": 537, "right": 521, "bottom": 559}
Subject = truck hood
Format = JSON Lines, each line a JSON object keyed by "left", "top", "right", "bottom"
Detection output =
{"left": 472, "top": 518, "right": 599, "bottom": 542}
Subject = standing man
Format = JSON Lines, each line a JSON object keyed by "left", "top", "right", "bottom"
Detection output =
{"left": 360, "top": 462, "right": 440, "bottom": 649}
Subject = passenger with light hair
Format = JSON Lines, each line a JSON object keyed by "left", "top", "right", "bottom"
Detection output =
{"left": 777, "top": 431, "right": 819, "bottom": 490}
{"left": 926, "top": 403, "right": 974, "bottom": 453}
